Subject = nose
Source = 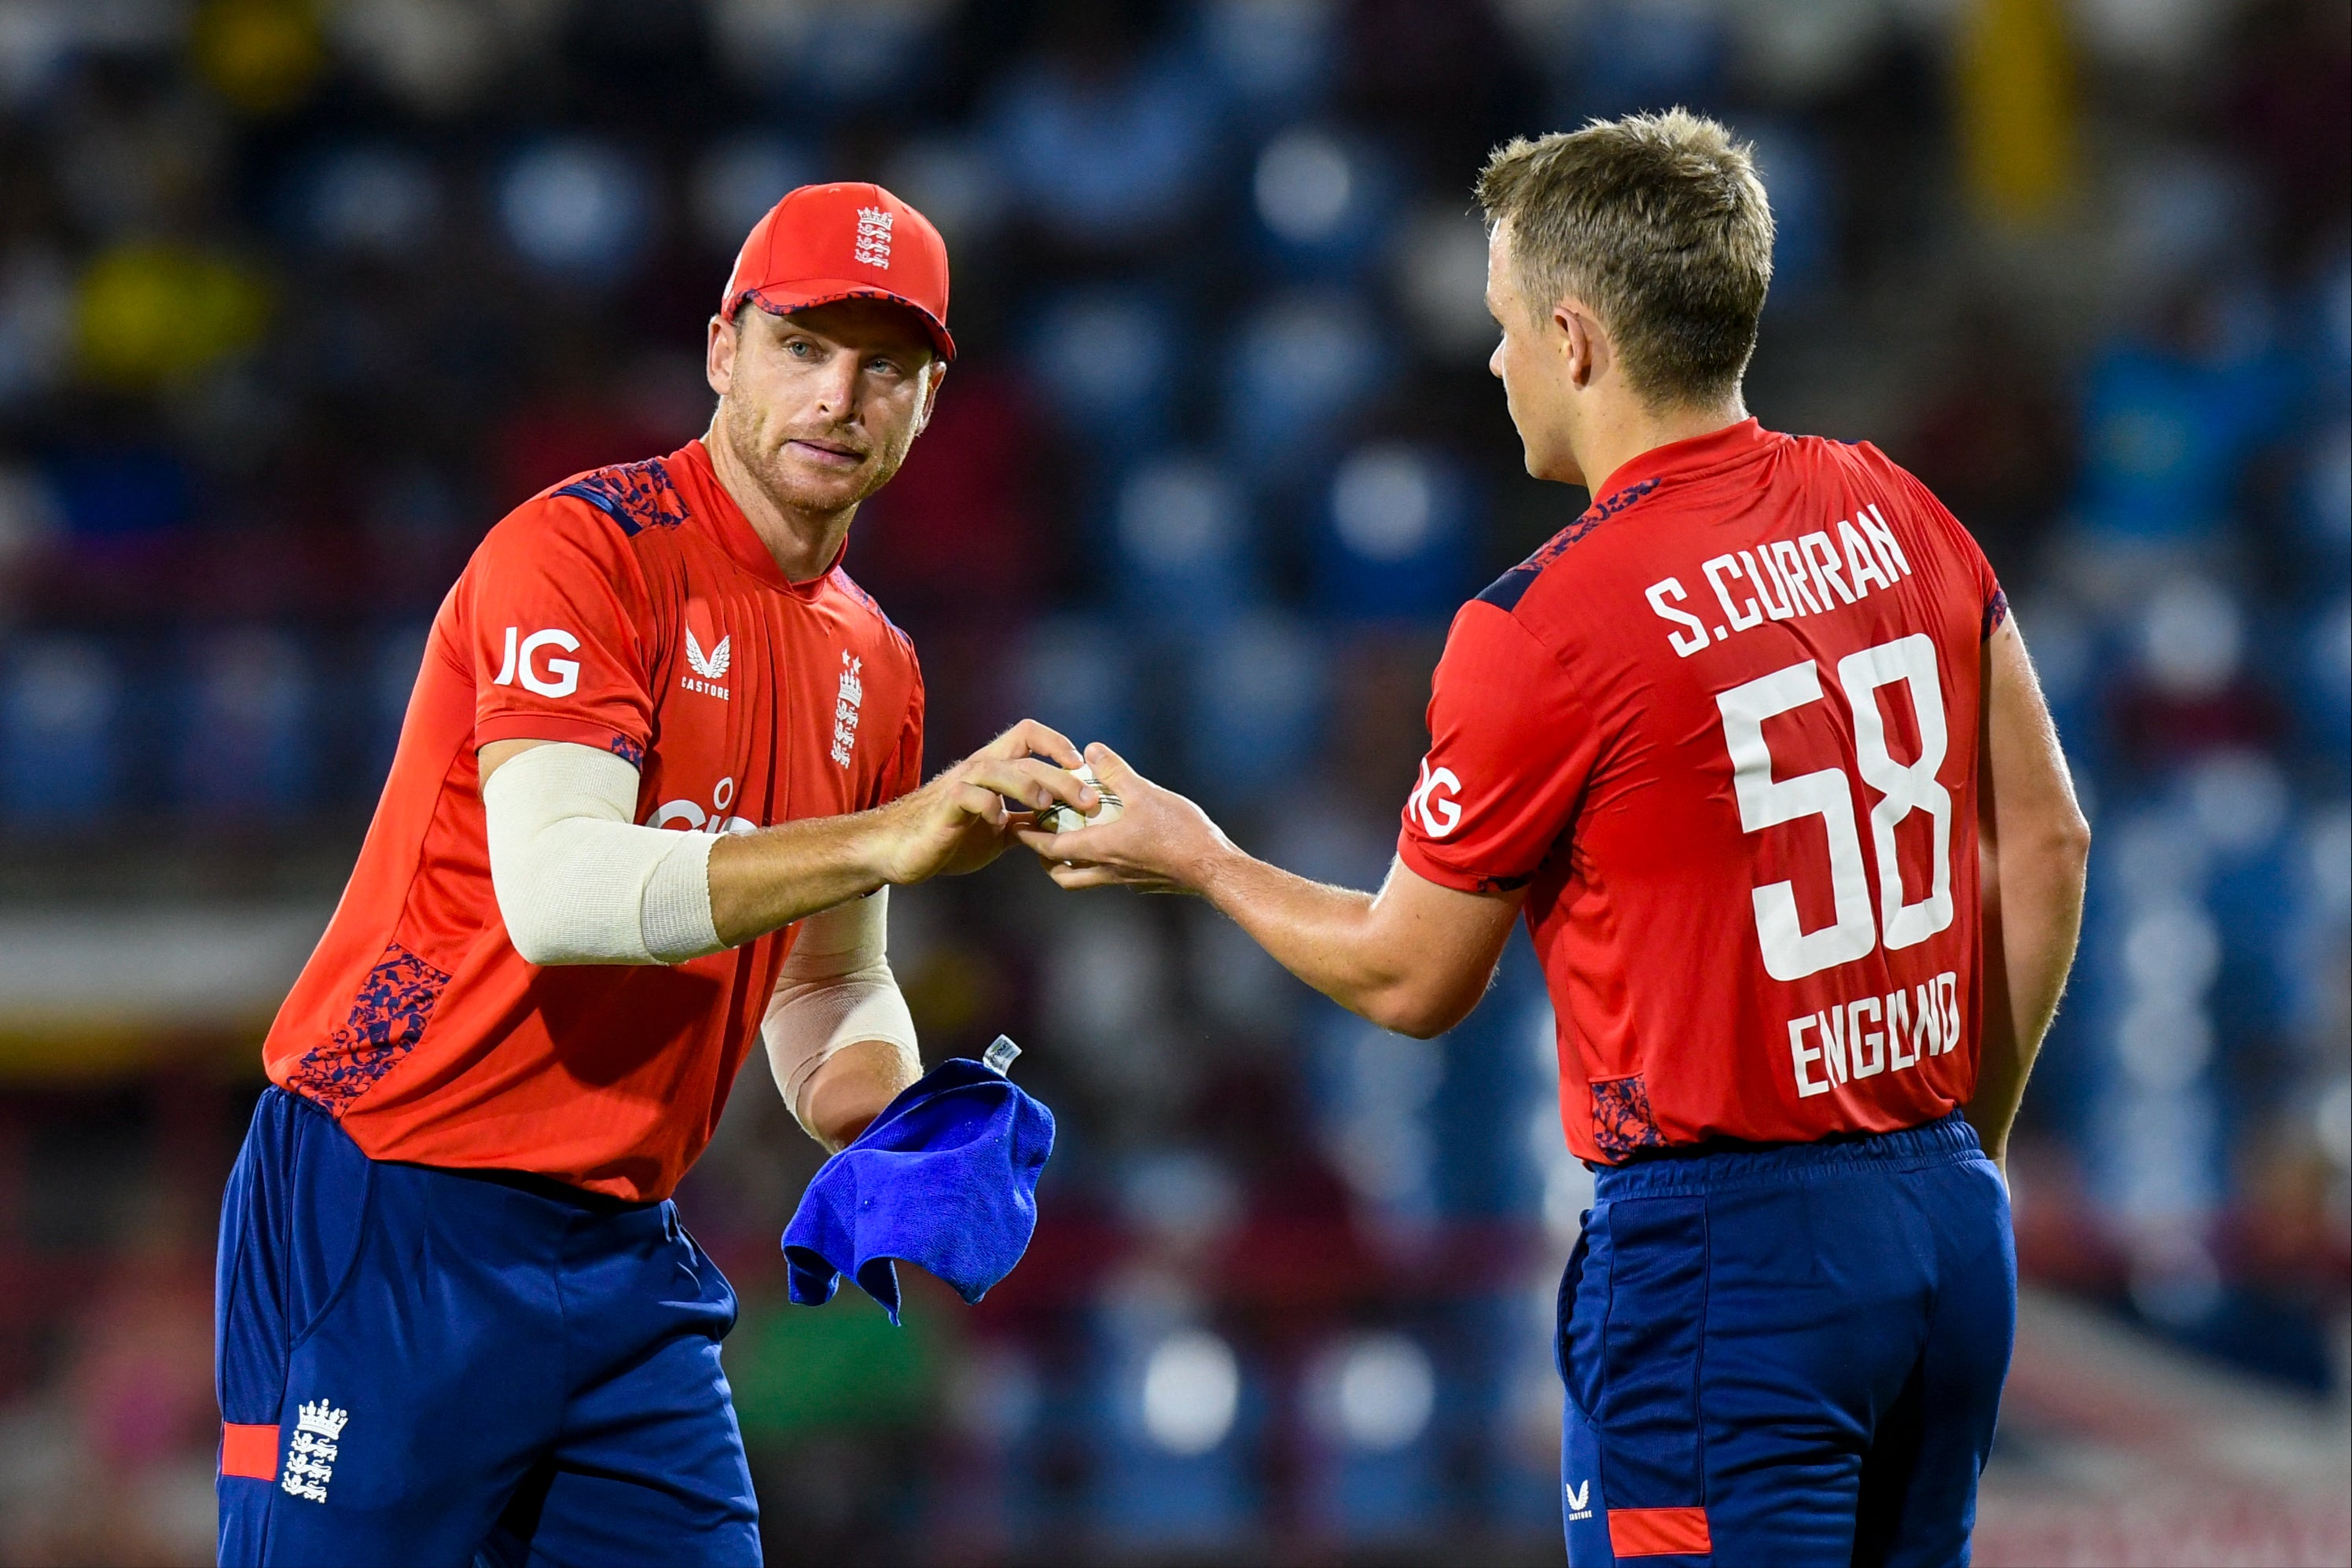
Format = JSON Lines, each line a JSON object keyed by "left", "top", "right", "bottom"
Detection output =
{"left": 1488, "top": 340, "right": 1505, "bottom": 380}
{"left": 810, "top": 351, "right": 860, "bottom": 416}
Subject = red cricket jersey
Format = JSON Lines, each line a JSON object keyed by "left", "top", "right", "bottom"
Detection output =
{"left": 262, "top": 439, "right": 924, "bottom": 1201}
{"left": 1398, "top": 420, "right": 2005, "bottom": 1163}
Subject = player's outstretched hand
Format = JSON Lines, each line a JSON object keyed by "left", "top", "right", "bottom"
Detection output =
{"left": 1015, "top": 743, "right": 1233, "bottom": 894}
{"left": 874, "top": 720, "right": 1096, "bottom": 883}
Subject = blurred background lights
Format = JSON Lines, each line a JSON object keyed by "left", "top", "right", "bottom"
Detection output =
{"left": 1307, "top": 1331, "right": 1436, "bottom": 1453}
{"left": 1392, "top": 205, "right": 1494, "bottom": 362}
{"left": 303, "top": 145, "right": 440, "bottom": 256}
{"left": 1140, "top": 1329, "right": 1240, "bottom": 1456}
{"left": 2184, "top": 750, "right": 2289, "bottom": 852}
{"left": 880, "top": 137, "right": 1009, "bottom": 245}
{"left": 497, "top": 139, "right": 652, "bottom": 281}
{"left": 1332, "top": 445, "right": 1439, "bottom": 560}
{"left": 1201, "top": 0, "right": 1333, "bottom": 111}
{"left": 2137, "top": 574, "right": 2244, "bottom": 696}
{"left": 1116, "top": 457, "right": 1243, "bottom": 576}
{"left": 692, "top": 135, "right": 818, "bottom": 253}
{"left": 1255, "top": 129, "right": 1354, "bottom": 244}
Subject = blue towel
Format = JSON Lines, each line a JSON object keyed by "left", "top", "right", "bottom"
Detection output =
{"left": 781, "top": 1053, "right": 1055, "bottom": 1326}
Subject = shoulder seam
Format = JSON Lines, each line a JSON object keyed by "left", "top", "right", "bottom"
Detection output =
{"left": 1474, "top": 476, "right": 1662, "bottom": 612}
{"left": 550, "top": 456, "right": 691, "bottom": 538}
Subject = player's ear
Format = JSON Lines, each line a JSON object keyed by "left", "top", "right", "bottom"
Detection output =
{"left": 1556, "top": 301, "right": 1593, "bottom": 388}
{"left": 912, "top": 361, "right": 946, "bottom": 439}
{"left": 707, "top": 311, "right": 739, "bottom": 397}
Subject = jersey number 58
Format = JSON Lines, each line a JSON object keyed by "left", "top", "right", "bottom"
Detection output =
{"left": 1714, "top": 633, "right": 1953, "bottom": 982}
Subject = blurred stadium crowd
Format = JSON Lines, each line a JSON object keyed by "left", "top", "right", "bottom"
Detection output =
{"left": 0, "top": 0, "right": 2343, "bottom": 1562}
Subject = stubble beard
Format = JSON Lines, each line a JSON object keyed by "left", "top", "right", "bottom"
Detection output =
{"left": 720, "top": 395, "right": 910, "bottom": 522}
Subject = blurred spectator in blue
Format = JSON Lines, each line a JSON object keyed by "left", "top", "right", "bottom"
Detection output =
{"left": 691, "top": 134, "right": 821, "bottom": 258}
{"left": 494, "top": 137, "right": 655, "bottom": 288}
{"left": 884, "top": 136, "right": 1015, "bottom": 255}
{"left": 173, "top": 628, "right": 315, "bottom": 822}
{"left": 1221, "top": 288, "right": 1383, "bottom": 483}
{"left": 2300, "top": 596, "right": 2352, "bottom": 773}
{"left": 1, "top": 637, "right": 122, "bottom": 826}
{"left": 710, "top": 0, "right": 957, "bottom": 110}
{"left": 1557, "top": 0, "right": 1723, "bottom": 120}
{"left": 1183, "top": 611, "right": 1328, "bottom": 807}
{"left": 1086, "top": 1303, "right": 1255, "bottom": 1551}
{"left": 1018, "top": 615, "right": 1146, "bottom": 767}
{"left": 1298, "top": 1329, "right": 1441, "bottom": 1544}
{"left": 1198, "top": 0, "right": 1337, "bottom": 126}
{"left": 2112, "top": 573, "right": 2283, "bottom": 771}
{"left": 1110, "top": 454, "right": 1260, "bottom": 626}
{"left": 2072, "top": 278, "right": 2288, "bottom": 549}
{"left": 1310, "top": 442, "right": 1475, "bottom": 622}
{"left": 987, "top": 2, "right": 1219, "bottom": 257}
{"left": 1025, "top": 285, "right": 1178, "bottom": 471}
{"left": 286, "top": 144, "right": 443, "bottom": 261}
{"left": 1250, "top": 126, "right": 1397, "bottom": 281}
{"left": 1745, "top": 124, "right": 1836, "bottom": 310}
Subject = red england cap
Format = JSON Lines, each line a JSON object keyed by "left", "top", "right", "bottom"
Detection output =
{"left": 721, "top": 182, "right": 954, "bottom": 362}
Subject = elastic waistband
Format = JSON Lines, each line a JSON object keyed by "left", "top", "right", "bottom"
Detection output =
{"left": 1594, "top": 1110, "right": 1983, "bottom": 1199}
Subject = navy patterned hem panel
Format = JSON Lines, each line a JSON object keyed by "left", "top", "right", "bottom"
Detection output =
{"left": 1590, "top": 1073, "right": 1667, "bottom": 1160}
{"left": 284, "top": 943, "right": 454, "bottom": 1116}
{"left": 1476, "top": 477, "right": 1663, "bottom": 611}
{"left": 553, "top": 457, "right": 690, "bottom": 537}
{"left": 608, "top": 734, "right": 646, "bottom": 768}
{"left": 1982, "top": 588, "right": 2010, "bottom": 639}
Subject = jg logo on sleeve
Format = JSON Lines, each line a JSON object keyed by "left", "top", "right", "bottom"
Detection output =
{"left": 493, "top": 626, "right": 581, "bottom": 699}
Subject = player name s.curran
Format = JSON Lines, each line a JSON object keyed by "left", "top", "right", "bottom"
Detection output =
{"left": 1644, "top": 501, "right": 1917, "bottom": 657}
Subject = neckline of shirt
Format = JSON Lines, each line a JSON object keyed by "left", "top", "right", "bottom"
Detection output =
{"left": 1587, "top": 416, "right": 1781, "bottom": 501}
{"left": 672, "top": 439, "right": 847, "bottom": 601}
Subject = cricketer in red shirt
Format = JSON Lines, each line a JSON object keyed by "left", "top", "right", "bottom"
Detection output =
{"left": 262, "top": 435, "right": 923, "bottom": 1201}
{"left": 219, "top": 182, "right": 1098, "bottom": 1566}
{"left": 1395, "top": 417, "right": 2005, "bottom": 1162}
{"left": 1023, "top": 113, "right": 2089, "bottom": 1568}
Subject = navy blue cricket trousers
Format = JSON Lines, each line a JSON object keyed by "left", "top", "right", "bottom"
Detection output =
{"left": 215, "top": 1088, "right": 761, "bottom": 1567}
{"left": 1558, "top": 1111, "right": 2015, "bottom": 1567}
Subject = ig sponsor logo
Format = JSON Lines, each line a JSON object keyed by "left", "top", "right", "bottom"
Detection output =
{"left": 648, "top": 775, "right": 759, "bottom": 836}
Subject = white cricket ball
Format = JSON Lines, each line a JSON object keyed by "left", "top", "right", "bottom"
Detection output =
{"left": 1035, "top": 762, "right": 1124, "bottom": 835}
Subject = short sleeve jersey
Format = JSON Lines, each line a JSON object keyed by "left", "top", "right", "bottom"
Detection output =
{"left": 261, "top": 439, "right": 925, "bottom": 1201}
{"left": 1398, "top": 420, "right": 2005, "bottom": 1164}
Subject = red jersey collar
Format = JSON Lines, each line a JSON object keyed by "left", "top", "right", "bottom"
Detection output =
{"left": 672, "top": 439, "right": 847, "bottom": 599}
{"left": 1589, "top": 417, "right": 1778, "bottom": 499}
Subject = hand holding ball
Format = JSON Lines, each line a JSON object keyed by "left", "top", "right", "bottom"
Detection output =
{"left": 1034, "top": 762, "right": 1123, "bottom": 835}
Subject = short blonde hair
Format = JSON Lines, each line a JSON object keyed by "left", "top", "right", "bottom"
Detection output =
{"left": 1477, "top": 109, "right": 1774, "bottom": 409}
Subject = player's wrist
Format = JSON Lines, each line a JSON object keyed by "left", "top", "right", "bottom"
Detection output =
{"left": 1183, "top": 831, "right": 1251, "bottom": 905}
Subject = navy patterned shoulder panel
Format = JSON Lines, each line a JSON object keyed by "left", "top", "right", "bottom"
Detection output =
{"left": 553, "top": 457, "right": 690, "bottom": 537}
{"left": 284, "top": 943, "right": 453, "bottom": 1116}
{"left": 1476, "top": 477, "right": 1662, "bottom": 612}
{"left": 1589, "top": 1073, "right": 1667, "bottom": 1160}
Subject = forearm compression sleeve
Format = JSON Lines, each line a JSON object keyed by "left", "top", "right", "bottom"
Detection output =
{"left": 764, "top": 887, "right": 920, "bottom": 1131}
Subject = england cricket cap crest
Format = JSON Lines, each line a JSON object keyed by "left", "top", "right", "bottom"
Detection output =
{"left": 722, "top": 182, "right": 954, "bottom": 362}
